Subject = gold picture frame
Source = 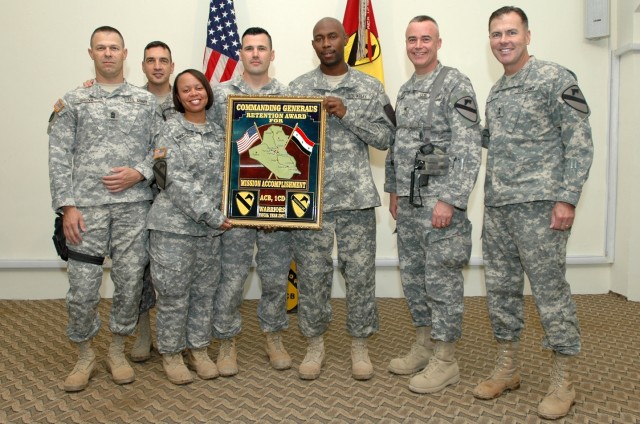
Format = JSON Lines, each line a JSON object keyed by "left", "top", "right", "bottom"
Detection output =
{"left": 221, "top": 95, "right": 326, "bottom": 229}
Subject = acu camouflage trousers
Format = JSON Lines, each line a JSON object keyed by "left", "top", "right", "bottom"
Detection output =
{"left": 138, "top": 264, "right": 156, "bottom": 314}
{"left": 150, "top": 230, "right": 220, "bottom": 354}
{"left": 396, "top": 196, "right": 472, "bottom": 342}
{"left": 65, "top": 201, "right": 149, "bottom": 343}
{"left": 212, "top": 228, "right": 292, "bottom": 339}
{"left": 482, "top": 201, "right": 581, "bottom": 355}
{"left": 292, "top": 208, "right": 379, "bottom": 339}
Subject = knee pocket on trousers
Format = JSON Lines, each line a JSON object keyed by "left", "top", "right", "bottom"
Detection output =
{"left": 428, "top": 225, "right": 472, "bottom": 269}
{"left": 152, "top": 263, "right": 188, "bottom": 298}
{"left": 521, "top": 239, "right": 565, "bottom": 273}
{"left": 150, "top": 243, "right": 191, "bottom": 298}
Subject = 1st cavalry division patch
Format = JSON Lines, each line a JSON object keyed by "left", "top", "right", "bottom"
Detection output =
{"left": 561, "top": 85, "right": 590, "bottom": 116}
{"left": 235, "top": 191, "right": 256, "bottom": 216}
{"left": 454, "top": 96, "right": 478, "bottom": 123}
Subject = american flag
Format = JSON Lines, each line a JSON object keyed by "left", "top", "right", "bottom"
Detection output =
{"left": 203, "top": 0, "right": 243, "bottom": 85}
{"left": 236, "top": 125, "right": 261, "bottom": 153}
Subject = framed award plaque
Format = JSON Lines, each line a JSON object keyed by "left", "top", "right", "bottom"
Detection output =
{"left": 222, "top": 95, "right": 326, "bottom": 229}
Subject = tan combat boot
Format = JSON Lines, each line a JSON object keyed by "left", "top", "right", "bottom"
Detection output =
{"left": 409, "top": 341, "right": 460, "bottom": 393}
{"left": 265, "top": 331, "right": 292, "bottom": 370}
{"left": 351, "top": 337, "right": 374, "bottom": 380}
{"left": 64, "top": 341, "right": 96, "bottom": 392}
{"left": 298, "top": 336, "right": 325, "bottom": 380}
{"left": 106, "top": 334, "right": 135, "bottom": 385}
{"left": 537, "top": 352, "right": 576, "bottom": 420}
{"left": 388, "top": 326, "right": 433, "bottom": 375}
{"left": 185, "top": 347, "right": 219, "bottom": 380}
{"left": 162, "top": 352, "right": 193, "bottom": 385}
{"left": 473, "top": 341, "right": 521, "bottom": 399}
{"left": 130, "top": 311, "right": 153, "bottom": 362}
{"left": 217, "top": 338, "right": 238, "bottom": 377}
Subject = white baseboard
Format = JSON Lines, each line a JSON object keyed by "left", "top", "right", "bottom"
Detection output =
{"left": 0, "top": 260, "right": 612, "bottom": 300}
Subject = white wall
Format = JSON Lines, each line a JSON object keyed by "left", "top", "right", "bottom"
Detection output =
{"left": 610, "top": 0, "right": 640, "bottom": 301}
{"left": 0, "top": 0, "right": 626, "bottom": 299}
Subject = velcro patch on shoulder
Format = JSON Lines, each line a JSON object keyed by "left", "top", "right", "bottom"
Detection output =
{"left": 53, "top": 98, "right": 65, "bottom": 113}
{"left": 153, "top": 147, "right": 168, "bottom": 160}
{"left": 561, "top": 85, "right": 590, "bottom": 116}
{"left": 453, "top": 96, "right": 478, "bottom": 123}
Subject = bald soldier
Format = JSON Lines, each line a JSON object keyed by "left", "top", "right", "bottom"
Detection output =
{"left": 288, "top": 17, "right": 394, "bottom": 381}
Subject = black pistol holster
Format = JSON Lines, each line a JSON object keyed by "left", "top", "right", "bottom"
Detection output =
{"left": 52, "top": 213, "right": 105, "bottom": 265}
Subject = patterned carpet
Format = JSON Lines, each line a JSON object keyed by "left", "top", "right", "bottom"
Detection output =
{"left": 1, "top": 293, "right": 639, "bottom": 423}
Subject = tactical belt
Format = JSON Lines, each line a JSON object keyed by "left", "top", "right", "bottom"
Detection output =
{"left": 67, "top": 249, "right": 105, "bottom": 266}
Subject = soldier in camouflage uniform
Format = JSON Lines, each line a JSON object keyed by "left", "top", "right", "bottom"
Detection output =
{"left": 48, "top": 26, "right": 157, "bottom": 392}
{"left": 83, "top": 41, "right": 178, "bottom": 362}
{"left": 142, "top": 41, "right": 178, "bottom": 124}
{"left": 384, "top": 16, "right": 481, "bottom": 394}
{"left": 208, "top": 28, "right": 293, "bottom": 376}
{"left": 147, "top": 69, "right": 232, "bottom": 385}
{"left": 472, "top": 7, "right": 594, "bottom": 420}
{"left": 129, "top": 40, "right": 176, "bottom": 363}
{"left": 288, "top": 17, "right": 394, "bottom": 381}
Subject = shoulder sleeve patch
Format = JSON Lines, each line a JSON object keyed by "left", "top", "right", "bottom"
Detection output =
{"left": 152, "top": 160, "right": 167, "bottom": 190}
{"left": 47, "top": 98, "right": 67, "bottom": 134}
{"left": 453, "top": 96, "right": 478, "bottom": 123}
{"left": 561, "top": 85, "right": 590, "bottom": 116}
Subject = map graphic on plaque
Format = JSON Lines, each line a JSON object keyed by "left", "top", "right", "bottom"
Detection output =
{"left": 222, "top": 96, "right": 326, "bottom": 229}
